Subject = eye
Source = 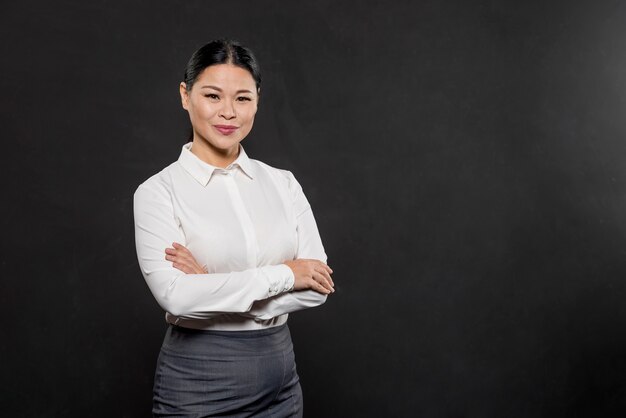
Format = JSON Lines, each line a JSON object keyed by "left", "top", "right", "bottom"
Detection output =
{"left": 236, "top": 96, "right": 252, "bottom": 102}
{"left": 204, "top": 93, "right": 219, "bottom": 100}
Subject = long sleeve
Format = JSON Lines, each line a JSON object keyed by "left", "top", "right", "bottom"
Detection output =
{"left": 245, "top": 170, "right": 329, "bottom": 321}
{"left": 133, "top": 182, "right": 295, "bottom": 319}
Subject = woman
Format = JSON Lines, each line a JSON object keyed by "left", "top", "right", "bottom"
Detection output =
{"left": 133, "top": 39, "right": 334, "bottom": 417}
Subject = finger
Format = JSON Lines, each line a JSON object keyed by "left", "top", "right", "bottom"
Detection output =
{"left": 313, "top": 271, "right": 334, "bottom": 293}
{"left": 165, "top": 248, "right": 177, "bottom": 255}
{"left": 308, "top": 278, "right": 331, "bottom": 295}
{"left": 183, "top": 258, "right": 205, "bottom": 274}
{"left": 166, "top": 254, "right": 189, "bottom": 266}
{"left": 189, "top": 263, "right": 204, "bottom": 274}
{"left": 172, "top": 242, "right": 192, "bottom": 256}
{"left": 171, "top": 243, "right": 204, "bottom": 274}
{"left": 190, "top": 261, "right": 205, "bottom": 274}
{"left": 314, "top": 266, "right": 334, "bottom": 287}
{"left": 172, "top": 262, "right": 192, "bottom": 274}
{"left": 316, "top": 260, "right": 333, "bottom": 275}
{"left": 171, "top": 254, "right": 201, "bottom": 272}
{"left": 170, "top": 247, "right": 195, "bottom": 264}
{"left": 171, "top": 243, "right": 189, "bottom": 258}
{"left": 172, "top": 242, "right": 194, "bottom": 256}
{"left": 175, "top": 252, "right": 194, "bottom": 264}
{"left": 171, "top": 255, "right": 198, "bottom": 274}
{"left": 315, "top": 268, "right": 335, "bottom": 286}
{"left": 310, "top": 259, "right": 333, "bottom": 276}
{"left": 304, "top": 277, "right": 330, "bottom": 295}
{"left": 176, "top": 247, "right": 199, "bottom": 266}
{"left": 181, "top": 262, "right": 204, "bottom": 275}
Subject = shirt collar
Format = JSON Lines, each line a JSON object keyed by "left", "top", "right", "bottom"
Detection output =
{"left": 178, "top": 142, "right": 255, "bottom": 186}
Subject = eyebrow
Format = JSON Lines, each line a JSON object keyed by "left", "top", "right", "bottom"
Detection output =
{"left": 200, "top": 85, "right": 254, "bottom": 94}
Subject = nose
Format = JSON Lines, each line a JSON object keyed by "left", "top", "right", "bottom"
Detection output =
{"left": 219, "top": 99, "right": 236, "bottom": 120}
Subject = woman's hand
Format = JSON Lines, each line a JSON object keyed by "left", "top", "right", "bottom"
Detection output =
{"left": 165, "top": 242, "right": 208, "bottom": 274}
{"left": 283, "top": 259, "right": 334, "bottom": 295}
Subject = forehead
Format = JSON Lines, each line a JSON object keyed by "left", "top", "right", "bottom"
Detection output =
{"left": 194, "top": 64, "right": 256, "bottom": 91}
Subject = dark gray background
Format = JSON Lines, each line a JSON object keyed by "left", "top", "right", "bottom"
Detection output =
{"left": 2, "top": 0, "right": 626, "bottom": 416}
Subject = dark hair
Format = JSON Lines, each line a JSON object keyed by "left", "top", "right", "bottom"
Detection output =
{"left": 183, "top": 39, "right": 261, "bottom": 92}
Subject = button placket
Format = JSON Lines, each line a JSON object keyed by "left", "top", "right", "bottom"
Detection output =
{"left": 223, "top": 173, "right": 258, "bottom": 268}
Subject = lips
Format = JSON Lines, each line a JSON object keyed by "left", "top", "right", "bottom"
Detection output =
{"left": 214, "top": 125, "right": 238, "bottom": 135}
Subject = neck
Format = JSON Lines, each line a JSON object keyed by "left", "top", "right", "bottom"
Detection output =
{"left": 190, "top": 138, "right": 240, "bottom": 168}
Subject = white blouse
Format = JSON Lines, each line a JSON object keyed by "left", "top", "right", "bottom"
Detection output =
{"left": 133, "top": 142, "right": 328, "bottom": 330}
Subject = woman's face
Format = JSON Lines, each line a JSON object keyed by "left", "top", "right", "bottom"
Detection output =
{"left": 180, "top": 64, "right": 259, "bottom": 153}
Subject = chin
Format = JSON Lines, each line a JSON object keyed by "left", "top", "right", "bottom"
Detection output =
{"left": 209, "top": 137, "right": 242, "bottom": 151}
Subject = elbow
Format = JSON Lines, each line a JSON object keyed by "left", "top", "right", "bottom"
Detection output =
{"left": 164, "top": 305, "right": 185, "bottom": 318}
{"left": 157, "top": 296, "right": 209, "bottom": 318}
{"left": 302, "top": 290, "right": 328, "bottom": 308}
{"left": 155, "top": 294, "right": 187, "bottom": 317}
{"left": 149, "top": 275, "right": 253, "bottom": 318}
{"left": 144, "top": 272, "right": 193, "bottom": 317}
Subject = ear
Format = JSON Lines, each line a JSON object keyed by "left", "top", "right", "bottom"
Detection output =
{"left": 179, "top": 82, "right": 190, "bottom": 110}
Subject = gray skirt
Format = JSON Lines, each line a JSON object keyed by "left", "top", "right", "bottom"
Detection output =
{"left": 153, "top": 323, "right": 303, "bottom": 417}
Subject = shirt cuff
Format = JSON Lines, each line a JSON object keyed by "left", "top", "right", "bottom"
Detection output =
{"left": 263, "top": 264, "right": 295, "bottom": 296}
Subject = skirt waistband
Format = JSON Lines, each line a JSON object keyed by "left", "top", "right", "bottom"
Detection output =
{"left": 169, "top": 322, "right": 288, "bottom": 338}
{"left": 162, "top": 323, "right": 293, "bottom": 357}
